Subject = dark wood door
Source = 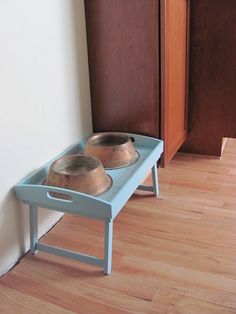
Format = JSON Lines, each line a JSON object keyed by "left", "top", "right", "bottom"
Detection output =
{"left": 181, "top": 0, "right": 236, "bottom": 156}
{"left": 85, "top": 0, "right": 159, "bottom": 137}
{"left": 85, "top": 0, "right": 189, "bottom": 166}
{"left": 160, "top": 0, "right": 189, "bottom": 165}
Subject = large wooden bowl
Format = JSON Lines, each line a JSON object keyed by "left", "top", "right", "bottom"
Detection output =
{"left": 84, "top": 133, "right": 139, "bottom": 169}
{"left": 45, "top": 155, "right": 112, "bottom": 196}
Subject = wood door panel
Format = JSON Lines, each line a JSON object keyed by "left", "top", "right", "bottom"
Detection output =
{"left": 161, "top": 0, "right": 188, "bottom": 165}
{"left": 85, "top": 0, "right": 159, "bottom": 137}
{"left": 85, "top": 0, "right": 189, "bottom": 166}
{"left": 181, "top": 0, "right": 236, "bottom": 156}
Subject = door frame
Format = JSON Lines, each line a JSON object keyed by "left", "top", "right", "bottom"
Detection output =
{"left": 160, "top": 0, "right": 190, "bottom": 166}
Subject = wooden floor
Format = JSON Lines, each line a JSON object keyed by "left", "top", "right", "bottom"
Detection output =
{"left": 1, "top": 139, "right": 236, "bottom": 314}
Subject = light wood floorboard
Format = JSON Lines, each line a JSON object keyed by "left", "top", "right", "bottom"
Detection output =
{"left": 1, "top": 139, "right": 236, "bottom": 313}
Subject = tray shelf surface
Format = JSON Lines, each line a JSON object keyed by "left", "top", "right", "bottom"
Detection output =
{"left": 15, "top": 133, "right": 163, "bottom": 219}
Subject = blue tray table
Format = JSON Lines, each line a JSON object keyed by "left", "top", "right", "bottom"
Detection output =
{"left": 15, "top": 133, "right": 163, "bottom": 274}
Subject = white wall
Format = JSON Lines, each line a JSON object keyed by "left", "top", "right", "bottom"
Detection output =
{"left": 0, "top": 0, "right": 92, "bottom": 275}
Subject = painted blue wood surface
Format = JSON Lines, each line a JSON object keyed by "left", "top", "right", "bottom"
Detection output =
{"left": 152, "top": 163, "right": 159, "bottom": 196}
{"left": 29, "top": 204, "right": 38, "bottom": 254}
{"left": 104, "top": 219, "right": 113, "bottom": 274}
{"left": 36, "top": 243, "right": 104, "bottom": 267}
{"left": 16, "top": 185, "right": 112, "bottom": 219}
{"left": 14, "top": 133, "right": 163, "bottom": 274}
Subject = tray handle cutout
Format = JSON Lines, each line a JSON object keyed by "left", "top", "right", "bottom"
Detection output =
{"left": 47, "top": 191, "right": 73, "bottom": 203}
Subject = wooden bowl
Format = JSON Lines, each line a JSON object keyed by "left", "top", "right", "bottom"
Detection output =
{"left": 45, "top": 155, "right": 112, "bottom": 196}
{"left": 84, "top": 133, "right": 139, "bottom": 169}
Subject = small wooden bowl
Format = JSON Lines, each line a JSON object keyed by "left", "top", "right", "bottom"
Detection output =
{"left": 84, "top": 132, "right": 139, "bottom": 169}
{"left": 45, "top": 155, "right": 112, "bottom": 196}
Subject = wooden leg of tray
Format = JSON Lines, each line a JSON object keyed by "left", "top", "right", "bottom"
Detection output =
{"left": 29, "top": 204, "right": 38, "bottom": 254}
{"left": 152, "top": 163, "right": 159, "bottom": 196}
{"left": 137, "top": 162, "right": 159, "bottom": 196}
{"left": 104, "top": 219, "right": 113, "bottom": 275}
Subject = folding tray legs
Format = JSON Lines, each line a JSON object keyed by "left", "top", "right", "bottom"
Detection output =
{"left": 28, "top": 163, "right": 158, "bottom": 275}
{"left": 137, "top": 164, "right": 159, "bottom": 195}
{"left": 29, "top": 204, "right": 113, "bottom": 274}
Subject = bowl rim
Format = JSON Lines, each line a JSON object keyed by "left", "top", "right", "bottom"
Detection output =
{"left": 49, "top": 154, "right": 103, "bottom": 176}
{"left": 86, "top": 132, "right": 131, "bottom": 147}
